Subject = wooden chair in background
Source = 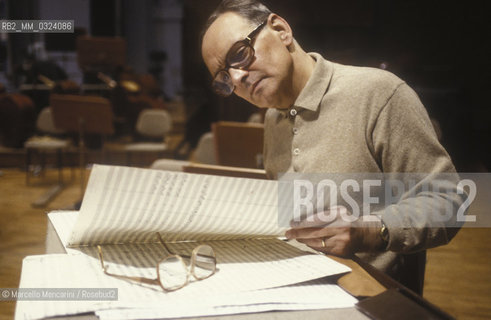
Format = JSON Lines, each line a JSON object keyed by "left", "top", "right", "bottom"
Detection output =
{"left": 24, "top": 107, "right": 71, "bottom": 186}
{"left": 212, "top": 121, "right": 264, "bottom": 169}
{"left": 124, "top": 108, "right": 172, "bottom": 165}
{"left": 24, "top": 107, "right": 72, "bottom": 207}
{"left": 50, "top": 94, "right": 114, "bottom": 201}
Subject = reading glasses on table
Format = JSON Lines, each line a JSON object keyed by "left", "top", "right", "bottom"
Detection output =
{"left": 97, "top": 233, "right": 217, "bottom": 291}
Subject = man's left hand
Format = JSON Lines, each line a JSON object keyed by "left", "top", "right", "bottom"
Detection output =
{"left": 285, "top": 206, "right": 384, "bottom": 256}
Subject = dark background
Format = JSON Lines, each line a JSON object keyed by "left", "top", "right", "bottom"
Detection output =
{"left": 3, "top": 0, "right": 490, "bottom": 171}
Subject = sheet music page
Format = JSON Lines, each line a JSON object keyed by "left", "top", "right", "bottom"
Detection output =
{"left": 50, "top": 209, "right": 352, "bottom": 289}
{"left": 52, "top": 211, "right": 351, "bottom": 295}
{"left": 81, "top": 238, "right": 350, "bottom": 295}
{"left": 15, "top": 254, "right": 115, "bottom": 320}
{"left": 48, "top": 210, "right": 81, "bottom": 255}
{"left": 15, "top": 253, "right": 355, "bottom": 320}
{"left": 69, "top": 165, "right": 287, "bottom": 246}
{"left": 95, "top": 281, "right": 358, "bottom": 320}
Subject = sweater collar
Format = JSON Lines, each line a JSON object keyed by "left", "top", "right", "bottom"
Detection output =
{"left": 292, "top": 52, "right": 333, "bottom": 112}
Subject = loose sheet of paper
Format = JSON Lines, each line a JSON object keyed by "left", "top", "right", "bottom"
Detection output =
{"left": 69, "top": 165, "right": 288, "bottom": 245}
{"left": 15, "top": 254, "right": 357, "bottom": 320}
{"left": 95, "top": 281, "right": 358, "bottom": 320}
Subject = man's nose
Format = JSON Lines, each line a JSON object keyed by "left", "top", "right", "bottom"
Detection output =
{"left": 228, "top": 68, "right": 249, "bottom": 86}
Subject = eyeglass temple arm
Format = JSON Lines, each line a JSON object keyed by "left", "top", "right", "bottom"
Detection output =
{"left": 246, "top": 20, "right": 267, "bottom": 42}
{"left": 97, "top": 245, "right": 106, "bottom": 270}
{"left": 155, "top": 232, "right": 176, "bottom": 255}
{"left": 97, "top": 245, "right": 159, "bottom": 285}
{"left": 105, "top": 271, "right": 159, "bottom": 285}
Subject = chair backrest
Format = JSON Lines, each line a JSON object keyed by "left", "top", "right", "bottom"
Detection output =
{"left": 212, "top": 121, "right": 264, "bottom": 169}
{"left": 135, "top": 109, "right": 172, "bottom": 138}
{"left": 193, "top": 131, "right": 216, "bottom": 165}
{"left": 36, "top": 107, "right": 65, "bottom": 134}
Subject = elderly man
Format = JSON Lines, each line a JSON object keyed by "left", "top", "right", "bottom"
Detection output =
{"left": 201, "top": 0, "right": 464, "bottom": 294}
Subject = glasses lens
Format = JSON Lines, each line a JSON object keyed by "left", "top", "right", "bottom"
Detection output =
{"left": 227, "top": 42, "right": 254, "bottom": 69}
{"left": 192, "top": 245, "right": 216, "bottom": 280}
{"left": 157, "top": 255, "right": 188, "bottom": 291}
{"left": 212, "top": 71, "right": 234, "bottom": 96}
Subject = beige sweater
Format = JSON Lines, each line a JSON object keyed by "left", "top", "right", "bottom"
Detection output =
{"left": 263, "top": 53, "right": 464, "bottom": 289}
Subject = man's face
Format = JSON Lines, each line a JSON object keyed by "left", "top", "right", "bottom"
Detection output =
{"left": 202, "top": 12, "right": 295, "bottom": 109}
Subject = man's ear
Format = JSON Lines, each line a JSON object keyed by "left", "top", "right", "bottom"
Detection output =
{"left": 268, "top": 13, "right": 293, "bottom": 46}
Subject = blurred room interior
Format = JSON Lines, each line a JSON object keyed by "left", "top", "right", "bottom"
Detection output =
{"left": 0, "top": 0, "right": 489, "bottom": 319}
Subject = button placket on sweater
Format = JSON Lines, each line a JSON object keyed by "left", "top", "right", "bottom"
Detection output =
{"left": 289, "top": 108, "right": 301, "bottom": 171}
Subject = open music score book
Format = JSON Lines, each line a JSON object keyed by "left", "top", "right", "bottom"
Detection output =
{"left": 15, "top": 165, "right": 358, "bottom": 320}
{"left": 69, "top": 164, "right": 287, "bottom": 245}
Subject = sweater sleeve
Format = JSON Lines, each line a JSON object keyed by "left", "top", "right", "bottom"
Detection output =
{"left": 371, "top": 83, "right": 466, "bottom": 253}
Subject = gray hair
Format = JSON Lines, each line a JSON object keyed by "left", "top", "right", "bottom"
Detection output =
{"left": 202, "top": 0, "right": 272, "bottom": 36}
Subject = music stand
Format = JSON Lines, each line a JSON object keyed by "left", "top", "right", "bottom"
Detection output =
{"left": 50, "top": 94, "right": 114, "bottom": 202}
{"left": 76, "top": 36, "right": 126, "bottom": 78}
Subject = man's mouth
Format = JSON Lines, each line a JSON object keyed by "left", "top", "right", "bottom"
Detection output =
{"left": 251, "top": 77, "right": 264, "bottom": 96}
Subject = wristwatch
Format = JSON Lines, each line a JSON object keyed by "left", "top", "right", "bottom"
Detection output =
{"left": 380, "top": 220, "right": 389, "bottom": 247}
